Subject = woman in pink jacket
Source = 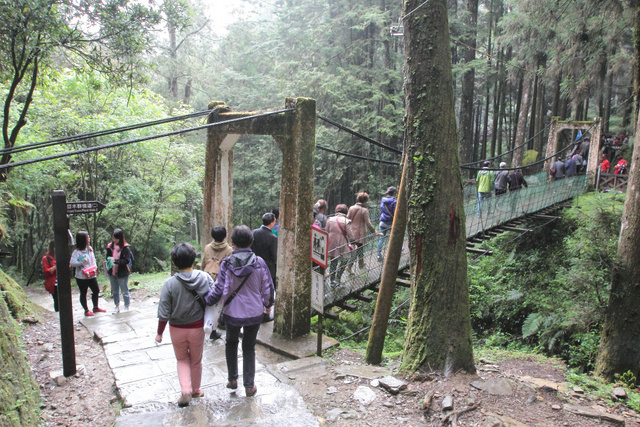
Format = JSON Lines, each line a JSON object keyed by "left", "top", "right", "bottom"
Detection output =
{"left": 326, "top": 204, "right": 355, "bottom": 287}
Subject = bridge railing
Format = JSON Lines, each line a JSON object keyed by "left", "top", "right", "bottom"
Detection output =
{"left": 319, "top": 171, "right": 588, "bottom": 308}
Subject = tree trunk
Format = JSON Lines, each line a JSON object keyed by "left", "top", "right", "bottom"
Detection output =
{"left": 458, "top": 0, "right": 478, "bottom": 176}
{"left": 603, "top": 69, "right": 614, "bottom": 134}
{"left": 595, "top": 0, "right": 640, "bottom": 381}
{"left": 513, "top": 73, "right": 533, "bottom": 167}
{"left": 400, "top": 0, "right": 475, "bottom": 374}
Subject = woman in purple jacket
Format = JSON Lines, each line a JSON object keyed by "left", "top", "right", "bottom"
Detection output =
{"left": 205, "top": 225, "right": 275, "bottom": 397}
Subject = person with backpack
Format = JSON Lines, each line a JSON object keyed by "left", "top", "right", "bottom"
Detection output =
{"left": 614, "top": 156, "right": 628, "bottom": 175}
{"left": 377, "top": 186, "right": 397, "bottom": 262}
{"left": 201, "top": 225, "right": 233, "bottom": 340}
{"left": 106, "top": 228, "right": 133, "bottom": 314}
{"left": 476, "top": 161, "right": 495, "bottom": 216}
{"left": 70, "top": 231, "right": 105, "bottom": 316}
{"left": 156, "top": 243, "right": 214, "bottom": 407}
{"left": 42, "top": 240, "right": 58, "bottom": 312}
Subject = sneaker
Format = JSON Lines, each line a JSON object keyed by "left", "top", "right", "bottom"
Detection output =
{"left": 245, "top": 385, "right": 258, "bottom": 397}
{"left": 93, "top": 307, "right": 106, "bottom": 313}
{"left": 377, "top": 255, "right": 383, "bottom": 262}
{"left": 210, "top": 330, "right": 222, "bottom": 341}
{"left": 113, "top": 306, "right": 120, "bottom": 314}
{"left": 177, "top": 393, "right": 191, "bottom": 407}
{"left": 359, "top": 262, "right": 366, "bottom": 269}
{"left": 226, "top": 379, "right": 238, "bottom": 390}
{"left": 84, "top": 310, "right": 94, "bottom": 316}
{"left": 192, "top": 390, "right": 204, "bottom": 398}
{"left": 124, "top": 305, "right": 130, "bottom": 311}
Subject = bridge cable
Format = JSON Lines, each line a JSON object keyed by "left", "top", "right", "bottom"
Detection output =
{"left": 316, "top": 144, "right": 401, "bottom": 166}
{"left": 0, "top": 109, "right": 212, "bottom": 156}
{"left": 0, "top": 109, "right": 293, "bottom": 171}
{"left": 317, "top": 114, "right": 403, "bottom": 154}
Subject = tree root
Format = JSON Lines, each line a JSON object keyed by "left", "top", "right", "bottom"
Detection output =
{"left": 441, "top": 401, "right": 481, "bottom": 426}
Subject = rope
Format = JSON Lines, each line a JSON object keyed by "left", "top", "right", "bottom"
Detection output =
{"left": 316, "top": 145, "right": 401, "bottom": 166}
{"left": 0, "top": 109, "right": 293, "bottom": 171}
{"left": 0, "top": 109, "right": 212, "bottom": 156}
{"left": 317, "top": 114, "right": 402, "bottom": 154}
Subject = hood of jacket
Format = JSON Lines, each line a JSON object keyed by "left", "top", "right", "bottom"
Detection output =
{"left": 225, "top": 248, "right": 258, "bottom": 277}
{"left": 210, "top": 241, "right": 231, "bottom": 253}
{"left": 478, "top": 168, "right": 490, "bottom": 175}
{"left": 175, "top": 269, "right": 212, "bottom": 291}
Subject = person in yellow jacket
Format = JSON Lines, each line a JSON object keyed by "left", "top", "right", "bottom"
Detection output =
{"left": 476, "top": 161, "right": 495, "bottom": 216}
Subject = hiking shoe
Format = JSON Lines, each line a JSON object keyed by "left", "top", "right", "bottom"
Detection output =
{"left": 177, "top": 393, "right": 191, "bottom": 407}
{"left": 124, "top": 305, "right": 130, "bottom": 311}
{"left": 84, "top": 310, "right": 94, "bottom": 316}
{"left": 210, "top": 330, "right": 222, "bottom": 340}
{"left": 245, "top": 385, "right": 258, "bottom": 397}
{"left": 93, "top": 307, "right": 106, "bottom": 313}
{"left": 192, "top": 390, "right": 204, "bottom": 398}
{"left": 226, "top": 380, "right": 238, "bottom": 390}
{"left": 112, "top": 306, "right": 120, "bottom": 314}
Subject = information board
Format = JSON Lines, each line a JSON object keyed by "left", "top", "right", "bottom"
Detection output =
{"left": 310, "top": 228, "right": 329, "bottom": 268}
{"left": 311, "top": 271, "right": 324, "bottom": 314}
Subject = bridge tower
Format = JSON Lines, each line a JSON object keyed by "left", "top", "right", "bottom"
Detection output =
{"left": 202, "top": 98, "right": 316, "bottom": 339}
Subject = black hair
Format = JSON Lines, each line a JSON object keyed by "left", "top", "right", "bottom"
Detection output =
{"left": 76, "top": 231, "right": 89, "bottom": 250}
{"left": 171, "top": 243, "right": 197, "bottom": 270}
{"left": 385, "top": 186, "right": 397, "bottom": 196}
{"left": 211, "top": 226, "right": 227, "bottom": 242}
{"left": 262, "top": 212, "right": 276, "bottom": 226}
{"left": 47, "top": 240, "right": 55, "bottom": 256}
{"left": 271, "top": 207, "right": 280, "bottom": 220}
{"left": 112, "top": 228, "right": 127, "bottom": 246}
{"left": 231, "top": 225, "right": 253, "bottom": 248}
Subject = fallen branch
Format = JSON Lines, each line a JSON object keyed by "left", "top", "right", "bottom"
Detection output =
{"left": 421, "top": 390, "right": 436, "bottom": 412}
{"left": 441, "top": 401, "right": 481, "bottom": 425}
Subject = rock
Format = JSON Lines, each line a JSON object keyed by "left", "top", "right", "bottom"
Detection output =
{"left": 526, "top": 394, "right": 537, "bottom": 404}
{"left": 573, "top": 386, "right": 584, "bottom": 394}
{"left": 421, "top": 390, "right": 435, "bottom": 411}
{"left": 109, "top": 396, "right": 118, "bottom": 404}
{"left": 378, "top": 376, "right": 407, "bottom": 395}
{"left": 325, "top": 408, "right": 345, "bottom": 422}
{"left": 326, "top": 386, "right": 338, "bottom": 394}
{"left": 563, "top": 403, "right": 625, "bottom": 424}
{"left": 383, "top": 401, "right": 394, "bottom": 408}
{"left": 479, "top": 358, "right": 497, "bottom": 365}
{"left": 353, "top": 386, "right": 376, "bottom": 406}
{"left": 370, "top": 379, "right": 379, "bottom": 388}
{"left": 22, "top": 316, "right": 39, "bottom": 324}
{"left": 42, "top": 343, "right": 54, "bottom": 353}
{"left": 335, "top": 374, "right": 346, "bottom": 380}
{"left": 442, "top": 395, "right": 453, "bottom": 411}
{"left": 612, "top": 387, "right": 627, "bottom": 399}
{"left": 55, "top": 376, "right": 67, "bottom": 386}
{"left": 552, "top": 404, "right": 561, "bottom": 410}
{"left": 37, "top": 340, "right": 44, "bottom": 345}
{"left": 471, "top": 378, "right": 513, "bottom": 395}
{"left": 74, "top": 365, "right": 86, "bottom": 377}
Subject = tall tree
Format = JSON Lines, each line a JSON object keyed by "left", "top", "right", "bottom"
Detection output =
{"left": 458, "top": 0, "right": 478, "bottom": 174}
{"left": 400, "top": 0, "right": 475, "bottom": 373}
{"left": 595, "top": 0, "right": 640, "bottom": 381}
{"left": 0, "top": 0, "right": 159, "bottom": 175}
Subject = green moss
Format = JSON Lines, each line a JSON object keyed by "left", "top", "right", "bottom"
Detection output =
{"left": 0, "top": 269, "right": 41, "bottom": 426}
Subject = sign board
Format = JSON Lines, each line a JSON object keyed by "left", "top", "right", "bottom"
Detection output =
{"left": 310, "top": 228, "right": 329, "bottom": 268}
{"left": 311, "top": 271, "right": 324, "bottom": 313}
{"left": 66, "top": 201, "right": 106, "bottom": 214}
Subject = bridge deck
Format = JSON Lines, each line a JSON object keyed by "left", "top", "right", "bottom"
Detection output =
{"left": 321, "top": 172, "right": 588, "bottom": 308}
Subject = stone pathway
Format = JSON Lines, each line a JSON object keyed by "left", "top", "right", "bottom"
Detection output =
{"left": 27, "top": 290, "right": 319, "bottom": 426}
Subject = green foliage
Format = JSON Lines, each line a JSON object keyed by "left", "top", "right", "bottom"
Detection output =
{"left": 616, "top": 370, "right": 637, "bottom": 389}
{"left": 468, "top": 192, "right": 625, "bottom": 372}
{"left": 567, "top": 370, "right": 640, "bottom": 412}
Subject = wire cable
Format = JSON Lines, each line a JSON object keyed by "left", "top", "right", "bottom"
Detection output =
{"left": 0, "top": 109, "right": 212, "bottom": 156}
{"left": 0, "top": 109, "right": 293, "bottom": 171}
{"left": 316, "top": 144, "right": 401, "bottom": 166}
{"left": 317, "top": 114, "right": 403, "bottom": 154}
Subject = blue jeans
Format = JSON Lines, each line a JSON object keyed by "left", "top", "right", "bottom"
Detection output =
{"left": 225, "top": 323, "right": 260, "bottom": 388}
{"left": 477, "top": 192, "right": 492, "bottom": 215}
{"left": 377, "top": 221, "right": 392, "bottom": 258}
{"left": 109, "top": 275, "right": 130, "bottom": 307}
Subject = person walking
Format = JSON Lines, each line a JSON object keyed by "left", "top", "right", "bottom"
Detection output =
{"left": 155, "top": 243, "right": 214, "bottom": 407}
{"left": 314, "top": 199, "right": 328, "bottom": 230}
{"left": 508, "top": 169, "right": 528, "bottom": 214}
{"left": 252, "top": 213, "right": 278, "bottom": 286}
{"left": 201, "top": 225, "right": 233, "bottom": 340}
{"left": 327, "top": 204, "right": 355, "bottom": 286}
{"left": 205, "top": 226, "right": 275, "bottom": 398}
{"left": 377, "top": 186, "right": 397, "bottom": 262}
{"left": 106, "top": 228, "right": 133, "bottom": 314}
{"left": 347, "top": 192, "right": 379, "bottom": 270}
{"left": 70, "top": 231, "right": 105, "bottom": 316}
{"left": 494, "top": 162, "right": 509, "bottom": 196}
{"left": 42, "top": 241, "right": 58, "bottom": 312}
{"left": 476, "top": 161, "right": 495, "bottom": 216}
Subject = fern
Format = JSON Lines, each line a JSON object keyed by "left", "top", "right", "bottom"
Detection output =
{"left": 522, "top": 312, "right": 545, "bottom": 338}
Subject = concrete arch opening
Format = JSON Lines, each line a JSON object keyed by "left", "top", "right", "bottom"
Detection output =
{"left": 202, "top": 98, "right": 316, "bottom": 339}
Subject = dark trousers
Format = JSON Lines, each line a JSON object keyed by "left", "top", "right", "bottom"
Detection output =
{"left": 76, "top": 278, "right": 99, "bottom": 311}
{"left": 353, "top": 242, "right": 365, "bottom": 267}
{"left": 52, "top": 285, "right": 59, "bottom": 312}
{"left": 225, "top": 323, "right": 260, "bottom": 388}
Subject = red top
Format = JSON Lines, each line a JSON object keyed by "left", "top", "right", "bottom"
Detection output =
{"left": 601, "top": 159, "right": 610, "bottom": 173}
{"left": 42, "top": 254, "right": 56, "bottom": 294}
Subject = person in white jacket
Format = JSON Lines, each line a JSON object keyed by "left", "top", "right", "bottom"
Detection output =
{"left": 69, "top": 231, "right": 105, "bottom": 316}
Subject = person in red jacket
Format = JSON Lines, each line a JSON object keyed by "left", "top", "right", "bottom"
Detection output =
{"left": 42, "top": 241, "right": 58, "bottom": 312}
{"left": 600, "top": 154, "right": 610, "bottom": 174}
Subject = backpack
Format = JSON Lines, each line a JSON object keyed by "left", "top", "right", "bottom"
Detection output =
{"left": 127, "top": 247, "right": 134, "bottom": 272}
{"left": 619, "top": 163, "right": 628, "bottom": 174}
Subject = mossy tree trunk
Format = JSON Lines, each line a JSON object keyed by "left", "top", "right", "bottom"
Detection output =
{"left": 595, "top": 1, "right": 640, "bottom": 380}
{"left": 399, "top": 0, "right": 475, "bottom": 374}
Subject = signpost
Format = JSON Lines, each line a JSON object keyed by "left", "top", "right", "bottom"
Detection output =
{"left": 52, "top": 194, "right": 107, "bottom": 377}
{"left": 311, "top": 227, "right": 328, "bottom": 356}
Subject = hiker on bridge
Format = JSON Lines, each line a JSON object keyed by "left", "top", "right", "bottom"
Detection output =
{"left": 377, "top": 186, "right": 397, "bottom": 262}
{"left": 314, "top": 199, "right": 328, "bottom": 230}
{"left": 348, "top": 192, "right": 380, "bottom": 270}
{"left": 328, "top": 204, "right": 355, "bottom": 286}
{"left": 494, "top": 162, "right": 509, "bottom": 196}
{"left": 476, "top": 161, "right": 494, "bottom": 216}
{"left": 564, "top": 155, "right": 577, "bottom": 177}
{"left": 508, "top": 168, "right": 528, "bottom": 215}
{"left": 551, "top": 157, "right": 565, "bottom": 181}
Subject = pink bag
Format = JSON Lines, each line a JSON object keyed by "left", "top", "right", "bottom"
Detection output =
{"left": 82, "top": 265, "right": 98, "bottom": 278}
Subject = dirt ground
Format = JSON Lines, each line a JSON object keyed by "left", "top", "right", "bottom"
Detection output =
{"left": 21, "top": 288, "right": 640, "bottom": 426}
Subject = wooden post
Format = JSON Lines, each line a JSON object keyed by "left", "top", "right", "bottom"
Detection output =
{"left": 317, "top": 313, "right": 323, "bottom": 357}
{"left": 51, "top": 190, "right": 76, "bottom": 377}
{"left": 365, "top": 153, "right": 408, "bottom": 364}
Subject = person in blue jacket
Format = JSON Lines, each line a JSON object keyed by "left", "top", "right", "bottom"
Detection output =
{"left": 377, "top": 186, "right": 397, "bottom": 262}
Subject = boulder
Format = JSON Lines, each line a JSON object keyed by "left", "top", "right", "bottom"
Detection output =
{"left": 378, "top": 376, "right": 407, "bottom": 395}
